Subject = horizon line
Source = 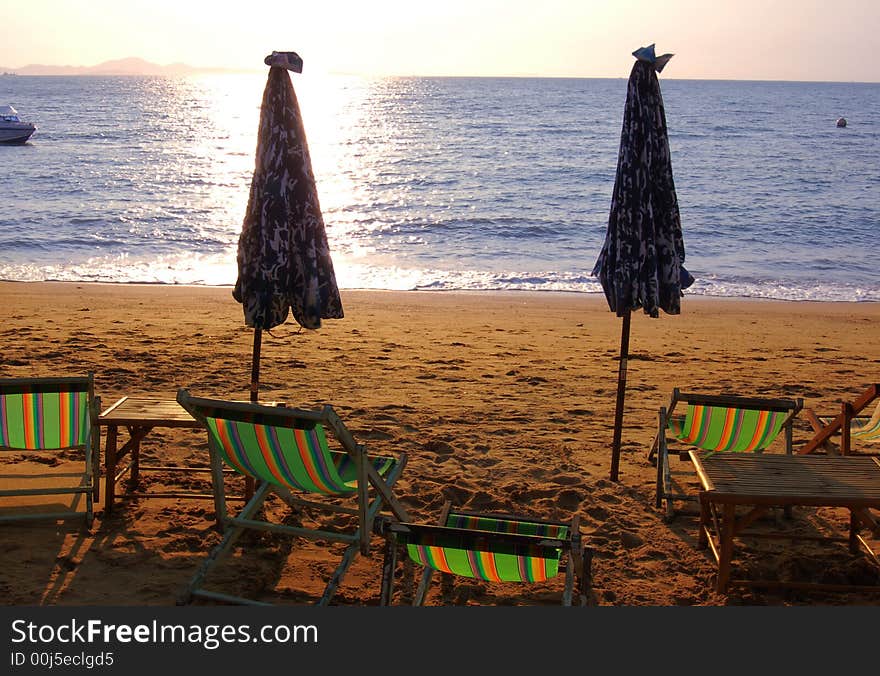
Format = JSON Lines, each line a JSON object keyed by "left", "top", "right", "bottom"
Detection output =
{"left": 3, "top": 71, "right": 878, "bottom": 85}
{"left": 2, "top": 56, "right": 879, "bottom": 85}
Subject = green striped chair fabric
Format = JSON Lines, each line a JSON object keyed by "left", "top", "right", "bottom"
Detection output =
{"left": 819, "top": 401, "right": 880, "bottom": 443}
{"left": 668, "top": 403, "right": 788, "bottom": 453}
{"left": 0, "top": 376, "right": 97, "bottom": 527}
{"left": 654, "top": 390, "right": 801, "bottom": 518}
{"left": 851, "top": 417, "right": 880, "bottom": 441}
{"left": 204, "top": 414, "right": 396, "bottom": 494}
{"left": 0, "top": 383, "right": 91, "bottom": 451}
{"left": 401, "top": 513, "right": 569, "bottom": 583}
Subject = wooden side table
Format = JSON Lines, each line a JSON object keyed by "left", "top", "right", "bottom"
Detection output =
{"left": 691, "top": 451, "right": 880, "bottom": 593}
{"left": 98, "top": 396, "right": 209, "bottom": 515}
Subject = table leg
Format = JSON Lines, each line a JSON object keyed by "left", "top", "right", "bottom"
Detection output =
{"left": 130, "top": 425, "right": 142, "bottom": 485}
{"left": 717, "top": 504, "right": 736, "bottom": 593}
{"left": 849, "top": 510, "right": 859, "bottom": 554}
{"left": 92, "top": 431, "right": 101, "bottom": 502}
{"left": 698, "top": 494, "right": 709, "bottom": 549}
{"left": 105, "top": 425, "right": 118, "bottom": 515}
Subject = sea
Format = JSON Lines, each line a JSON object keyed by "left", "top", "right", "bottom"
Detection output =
{"left": 1, "top": 73, "right": 878, "bottom": 302}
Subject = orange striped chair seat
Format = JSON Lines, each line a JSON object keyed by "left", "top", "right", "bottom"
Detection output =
{"left": 818, "top": 400, "right": 880, "bottom": 443}
{"left": 203, "top": 411, "right": 397, "bottom": 494}
{"left": 667, "top": 403, "right": 789, "bottom": 454}
{"left": 403, "top": 512, "right": 570, "bottom": 582}
{"left": 377, "top": 503, "right": 591, "bottom": 606}
{"left": 653, "top": 389, "right": 802, "bottom": 519}
{"left": 0, "top": 375, "right": 99, "bottom": 527}
{"left": 1, "top": 383, "right": 90, "bottom": 450}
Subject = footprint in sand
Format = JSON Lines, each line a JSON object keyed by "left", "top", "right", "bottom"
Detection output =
{"left": 565, "top": 408, "right": 593, "bottom": 415}
{"left": 585, "top": 505, "right": 609, "bottom": 521}
{"left": 442, "top": 485, "right": 473, "bottom": 506}
{"left": 370, "top": 413, "right": 401, "bottom": 423}
{"left": 467, "top": 490, "right": 496, "bottom": 510}
{"left": 555, "top": 488, "right": 582, "bottom": 511}
{"left": 551, "top": 475, "right": 581, "bottom": 487}
{"left": 641, "top": 548, "right": 671, "bottom": 561}
{"left": 378, "top": 403, "right": 416, "bottom": 412}
{"left": 359, "top": 429, "right": 395, "bottom": 441}
{"left": 619, "top": 531, "right": 644, "bottom": 549}
{"left": 473, "top": 456, "right": 501, "bottom": 467}
{"left": 423, "top": 440, "right": 454, "bottom": 455}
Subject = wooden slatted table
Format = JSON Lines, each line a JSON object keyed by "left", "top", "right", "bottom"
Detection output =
{"left": 690, "top": 451, "right": 880, "bottom": 593}
{"left": 99, "top": 397, "right": 206, "bottom": 515}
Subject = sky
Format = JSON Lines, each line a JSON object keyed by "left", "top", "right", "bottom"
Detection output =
{"left": 2, "top": 0, "right": 879, "bottom": 82}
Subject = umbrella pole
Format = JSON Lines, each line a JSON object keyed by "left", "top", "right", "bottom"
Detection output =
{"left": 610, "top": 309, "right": 631, "bottom": 482}
{"left": 250, "top": 329, "right": 262, "bottom": 403}
{"left": 245, "top": 328, "right": 262, "bottom": 501}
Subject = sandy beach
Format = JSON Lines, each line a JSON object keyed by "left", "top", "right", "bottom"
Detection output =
{"left": 1, "top": 280, "right": 879, "bottom": 606}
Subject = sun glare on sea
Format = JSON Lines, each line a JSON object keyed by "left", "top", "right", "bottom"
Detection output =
{"left": 294, "top": 74, "right": 375, "bottom": 232}
{"left": 160, "top": 71, "right": 391, "bottom": 288}
{"left": 295, "top": 75, "right": 415, "bottom": 289}
{"left": 188, "top": 72, "right": 265, "bottom": 228}
{"left": 269, "top": 72, "right": 402, "bottom": 289}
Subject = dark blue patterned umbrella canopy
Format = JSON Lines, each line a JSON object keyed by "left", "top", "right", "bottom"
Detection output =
{"left": 233, "top": 59, "right": 343, "bottom": 332}
{"left": 593, "top": 46, "right": 691, "bottom": 481}
{"left": 593, "top": 46, "right": 688, "bottom": 318}
{"left": 233, "top": 54, "right": 343, "bottom": 401}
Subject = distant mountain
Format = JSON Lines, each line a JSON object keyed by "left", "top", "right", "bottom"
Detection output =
{"left": 0, "top": 57, "right": 252, "bottom": 76}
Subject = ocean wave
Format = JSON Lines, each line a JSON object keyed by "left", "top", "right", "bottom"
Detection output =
{"left": 2, "top": 256, "right": 877, "bottom": 303}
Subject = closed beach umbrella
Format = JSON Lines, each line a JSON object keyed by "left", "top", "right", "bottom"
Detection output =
{"left": 592, "top": 45, "right": 692, "bottom": 481}
{"left": 233, "top": 51, "right": 344, "bottom": 402}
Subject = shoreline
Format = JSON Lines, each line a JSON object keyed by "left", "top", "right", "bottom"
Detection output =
{"left": 1, "top": 280, "right": 879, "bottom": 605}
{"left": 2, "top": 278, "right": 878, "bottom": 306}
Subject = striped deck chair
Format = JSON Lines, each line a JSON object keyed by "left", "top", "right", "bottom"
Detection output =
{"left": 801, "top": 385, "right": 880, "bottom": 456}
{"left": 0, "top": 374, "right": 101, "bottom": 528}
{"left": 176, "top": 390, "right": 410, "bottom": 606}
{"left": 375, "top": 501, "right": 591, "bottom": 606}
{"left": 648, "top": 389, "right": 802, "bottom": 519}
{"left": 849, "top": 403, "right": 880, "bottom": 442}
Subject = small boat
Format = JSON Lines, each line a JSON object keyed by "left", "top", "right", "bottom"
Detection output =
{"left": 0, "top": 105, "right": 36, "bottom": 144}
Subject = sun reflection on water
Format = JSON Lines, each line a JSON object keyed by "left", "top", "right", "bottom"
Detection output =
{"left": 171, "top": 71, "right": 395, "bottom": 288}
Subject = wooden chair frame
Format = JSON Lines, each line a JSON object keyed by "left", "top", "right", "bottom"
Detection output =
{"left": 799, "top": 384, "right": 879, "bottom": 456}
{"left": 176, "top": 390, "right": 410, "bottom": 606}
{"left": 648, "top": 388, "right": 803, "bottom": 520}
{"left": 375, "top": 501, "right": 592, "bottom": 606}
{"left": 0, "top": 374, "right": 101, "bottom": 528}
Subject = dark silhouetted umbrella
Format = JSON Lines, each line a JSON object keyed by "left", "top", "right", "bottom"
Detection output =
{"left": 592, "top": 45, "right": 693, "bottom": 481}
{"left": 233, "top": 51, "right": 344, "bottom": 403}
